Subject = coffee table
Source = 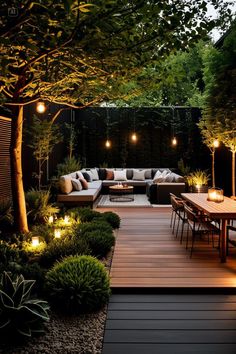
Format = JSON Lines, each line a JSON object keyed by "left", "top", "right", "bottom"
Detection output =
{"left": 109, "top": 185, "right": 134, "bottom": 202}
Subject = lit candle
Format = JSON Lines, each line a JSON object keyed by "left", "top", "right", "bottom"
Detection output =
{"left": 54, "top": 229, "right": 61, "bottom": 238}
{"left": 32, "top": 236, "right": 40, "bottom": 247}
{"left": 48, "top": 215, "right": 54, "bottom": 224}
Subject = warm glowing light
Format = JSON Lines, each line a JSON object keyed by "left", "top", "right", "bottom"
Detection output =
{"left": 64, "top": 215, "right": 69, "bottom": 224}
{"left": 36, "top": 101, "right": 46, "bottom": 113}
{"left": 196, "top": 184, "right": 201, "bottom": 193}
{"left": 54, "top": 229, "right": 61, "bottom": 238}
{"left": 32, "top": 236, "right": 40, "bottom": 247}
{"left": 131, "top": 133, "right": 137, "bottom": 142}
{"left": 172, "top": 137, "right": 177, "bottom": 146}
{"left": 213, "top": 139, "right": 219, "bottom": 148}
{"left": 105, "top": 139, "right": 111, "bottom": 148}
{"left": 48, "top": 215, "right": 54, "bottom": 224}
{"left": 208, "top": 187, "right": 224, "bottom": 202}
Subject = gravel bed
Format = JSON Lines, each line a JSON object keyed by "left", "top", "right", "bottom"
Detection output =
{"left": 0, "top": 246, "right": 115, "bottom": 354}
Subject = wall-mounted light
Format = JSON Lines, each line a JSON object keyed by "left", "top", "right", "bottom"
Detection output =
{"left": 36, "top": 101, "right": 46, "bottom": 113}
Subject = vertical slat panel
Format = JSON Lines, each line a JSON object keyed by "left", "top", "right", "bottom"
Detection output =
{"left": 0, "top": 116, "right": 12, "bottom": 202}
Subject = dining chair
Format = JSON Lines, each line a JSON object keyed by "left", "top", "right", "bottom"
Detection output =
{"left": 184, "top": 204, "right": 220, "bottom": 258}
{"left": 170, "top": 193, "right": 186, "bottom": 240}
{"left": 226, "top": 225, "right": 236, "bottom": 255}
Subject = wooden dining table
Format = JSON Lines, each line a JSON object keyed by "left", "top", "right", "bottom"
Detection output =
{"left": 181, "top": 193, "right": 236, "bottom": 263}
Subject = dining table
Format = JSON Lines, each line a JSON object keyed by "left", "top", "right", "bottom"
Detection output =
{"left": 181, "top": 193, "right": 236, "bottom": 263}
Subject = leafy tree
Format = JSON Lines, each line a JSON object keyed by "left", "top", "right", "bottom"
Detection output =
{"left": 0, "top": 0, "right": 233, "bottom": 232}
{"left": 26, "top": 115, "right": 62, "bottom": 190}
{"left": 200, "top": 24, "right": 236, "bottom": 196}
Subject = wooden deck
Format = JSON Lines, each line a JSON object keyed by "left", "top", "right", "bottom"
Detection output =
{"left": 102, "top": 293, "right": 236, "bottom": 354}
{"left": 99, "top": 207, "right": 236, "bottom": 289}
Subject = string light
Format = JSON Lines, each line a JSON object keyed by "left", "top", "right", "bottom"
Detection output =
{"left": 36, "top": 101, "right": 46, "bottom": 113}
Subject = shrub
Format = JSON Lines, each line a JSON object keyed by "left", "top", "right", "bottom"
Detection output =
{"left": 31, "top": 224, "right": 54, "bottom": 244}
{"left": 0, "top": 241, "right": 22, "bottom": 267}
{"left": 0, "top": 272, "right": 50, "bottom": 340}
{"left": 25, "top": 188, "right": 59, "bottom": 224}
{"left": 22, "top": 240, "right": 47, "bottom": 255}
{"left": 101, "top": 211, "right": 120, "bottom": 229}
{"left": 78, "top": 220, "right": 113, "bottom": 237}
{"left": 81, "top": 230, "right": 115, "bottom": 258}
{"left": 40, "top": 235, "right": 90, "bottom": 267}
{"left": 45, "top": 255, "right": 110, "bottom": 313}
{"left": 20, "top": 263, "right": 47, "bottom": 294}
{"left": 77, "top": 208, "right": 101, "bottom": 223}
{"left": 0, "top": 199, "right": 13, "bottom": 230}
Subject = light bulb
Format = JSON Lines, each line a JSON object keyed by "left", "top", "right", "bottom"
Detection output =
{"left": 54, "top": 229, "right": 61, "bottom": 238}
{"left": 64, "top": 215, "right": 69, "bottom": 224}
{"left": 105, "top": 139, "right": 111, "bottom": 148}
{"left": 48, "top": 215, "right": 53, "bottom": 224}
{"left": 36, "top": 101, "right": 46, "bottom": 113}
{"left": 172, "top": 137, "right": 177, "bottom": 146}
{"left": 131, "top": 133, "right": 137, "bottom": 142}
{"left": 213, "top": 139, "right": 219, "bottom": 148}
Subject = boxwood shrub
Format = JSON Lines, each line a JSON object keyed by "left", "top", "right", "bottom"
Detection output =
{"left": 101, "top": 211, "right": 121, "bottom": 229}
{"left": 45, "top": 255, "right": 111, "bottom": 313}
{"left": 78, "top": 220, "right": 113, "bottom": 236}
{"left": 80, "top": 230, "right": 115, "bottom": 258}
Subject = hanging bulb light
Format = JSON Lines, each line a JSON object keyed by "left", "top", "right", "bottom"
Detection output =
{"left": 213, "top": 139, "right": 219, "bottom": 148}
{"left": 105, "top": 139, "right": 111, "bottom": 148}
{"left": 172, "top": 137, "right": 177, "bottom": 146}
{"left": 131, "top": 132, "right": 137, "bottom": 142}
{"left": 36, "top": 101, "right": 46, "bottom": 113}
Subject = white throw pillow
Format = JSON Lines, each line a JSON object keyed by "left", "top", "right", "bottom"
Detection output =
{"left": 60, "top": 176, "right": 73, "bottom": 194}
{"left": 90, "top": 168, "right": 99, "bottom": 181}
{"left": 76, "top": 171, "right": 84, "bottom": 179}
{"left": 132, "top": 169, "right": 145, "bottom": 181}
{"left": 71, "top": 178, "right": 83, "bottom": 191}
{"left": 114, "top": 170, "right": 127, "bottom": 181}
{"left": 153, "top": 170, "right": 162, "bottom": 183}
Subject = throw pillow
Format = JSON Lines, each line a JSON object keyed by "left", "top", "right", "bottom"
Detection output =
{"left": 82, "top": 171, "right": 93, "bottom": 182}
{"left": 106, "top": 169, "right": 114, "bottom": 180}
{"left": 126, "top": 169, "right": 133, "bottom": 180}
{"left": 153, "top": 170, "right": 162, "bottom": 183}
{"left": 90, "top": 168, "right": 99, "bottom": 181}
{"left": 132, "top": 169, "right": 145, "bottom": 181}
{"left": 79, "top": 178, "right": 88, "bottom": 190}
{"left": 76, "top": 171, "right": 84, "bottom": 179}
{"left": 71, "top": 178, "right": 83, "bottom": 191}
{"left": 114, "top": 170, "right": 127, "bottom": 181}
{"left": 164, "top": 172, "right": 175, "bottom": 182}
{"left": 144, "top": 169, "right": 152, "bottom": 179}
{"left": 60, "top": 176, "right": 73, "bottom": 194}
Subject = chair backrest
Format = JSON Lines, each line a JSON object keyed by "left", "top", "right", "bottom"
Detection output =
{"left": 170, "top": 193, "right": 184, "bottom": 211}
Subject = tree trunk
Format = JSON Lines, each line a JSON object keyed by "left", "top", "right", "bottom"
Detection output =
{"left": 232, "top": 150, "right": 235, "bottom": 197}
{"left": 10, "top": 105, "right": 29, "bottom": 233}
{"left": 212, "top": 149, "right": 215, "bottom": 188}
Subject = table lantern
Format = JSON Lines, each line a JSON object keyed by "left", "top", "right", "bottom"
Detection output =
{"left": 207, "top": 187, "right": 224, "bottom": 203}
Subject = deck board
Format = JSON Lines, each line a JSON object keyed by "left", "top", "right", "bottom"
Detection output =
{"left": 99, "top": 207, "right": 236, "bottom": 288}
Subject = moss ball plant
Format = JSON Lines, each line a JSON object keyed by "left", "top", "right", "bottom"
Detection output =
{"left": 45, "top": 255, "right": 111, "bottom": 313}
{"left": 80, "top": 230, "right": 115, "bottom": 258}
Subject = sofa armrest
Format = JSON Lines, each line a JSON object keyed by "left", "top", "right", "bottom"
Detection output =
{"left": 148, "top": 182, "right": 186, "bottom": 204}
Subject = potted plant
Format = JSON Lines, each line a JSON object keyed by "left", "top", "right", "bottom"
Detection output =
{"left": 186, "top": 170, "right": 210, "bottom": 193}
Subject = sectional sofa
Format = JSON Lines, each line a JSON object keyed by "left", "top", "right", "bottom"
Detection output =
{"left": 57, "top": 168, "right": 186, "bottom": 206}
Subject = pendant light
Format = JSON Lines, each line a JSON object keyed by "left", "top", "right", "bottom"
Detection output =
{"left": 131, "top": 110, "right": 137, "bottom": 143}
{"left": 171, "top": 106, "right": 177, "bottom": 146}
{"left": 36, "top": 101, "right": 46, "bottom": 113}
{"left": 105, "top": 108, "right": 111, "bottom": 148}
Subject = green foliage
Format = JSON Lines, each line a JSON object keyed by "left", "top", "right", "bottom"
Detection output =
{"left": 56, "top": 156, "right": 81, "bottom": 176}
{"left": 25, "top": 188, "right": 59, "bottom": 224}
{"left": 0, "top": 272, "right": 50, "bottom": 340}
{"left": 19, "top": 263, "right": 47, "bottom": 295}
{"left": 100, "top": 212, "right": 120, "bottom": 229}
{"left": 80, "top": 230, "right": 115, "bottom": 258}
{"left": 40, "top": 235, "right": 90, "bottom": 268}
{"left": 0, "top": 241, "right": 23, "bottom": 270}
{"left": 31, "top": 224, "right": 54, "bottom": 244}
{"left": 26, "top": 115, "right": 62, "bottom": 190}
{"left": 45, "top": 255, "right": 110, "bottom": 313}
{"left": 78, "top": 220, "right": 113, "bottom": 236}
{"left": 177, "top": 158, "right": 191, "bottom": 177}
{"left": 68, "top": 207, "right": 101, "bottom": 223}
{"left": 0, "top": 199, "right": 13, "bottom": 230}
{"left": 22, "top": 240, "right": 47, "bottom": 256}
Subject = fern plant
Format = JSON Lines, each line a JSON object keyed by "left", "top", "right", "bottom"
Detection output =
{"left": 0, "top": 272, "right": 50, "bottom": 339}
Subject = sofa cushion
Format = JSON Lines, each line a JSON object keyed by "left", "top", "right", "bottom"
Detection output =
{"left": 87, "top": 181, "right": 103, "bottom": 189}
{"left": 144, "top": 169, "right": 152, "bottom": 179}
{"left": 163, "top": 172, "right": 175, "bottom": 182}
{"left": 79, "top": 178, "right": 88, "bottom": 190}
{"left": 114, "top": 170, "right": 127, "bottom": 181}
{"left": 153, "top": 169, "right": 170, "bottom": 183}
{"left": 106, "top": 169, "right": 114, "bottom": 180}
{"left": 98, "top": 168, "right": 106, "bottom": 180}
{"left": 133, "top": 169, "right": 145, "bottom": 181}
{"left": 57, "top": 189, "right": 100, "bottom": 202}
{"left": 82, "top": 171, "right": 92, "bottom": 182}
{"left": 126, "top": 169, "right": 133, "bottom": 179}
{"left": 60, "top": 176, "right": 73, "bottom": 194}
{"left": 71, "top": 178, "right": 83, "bottom": 191}
{"left": 90, "top": 168, "right": 99, "bottom": 181}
